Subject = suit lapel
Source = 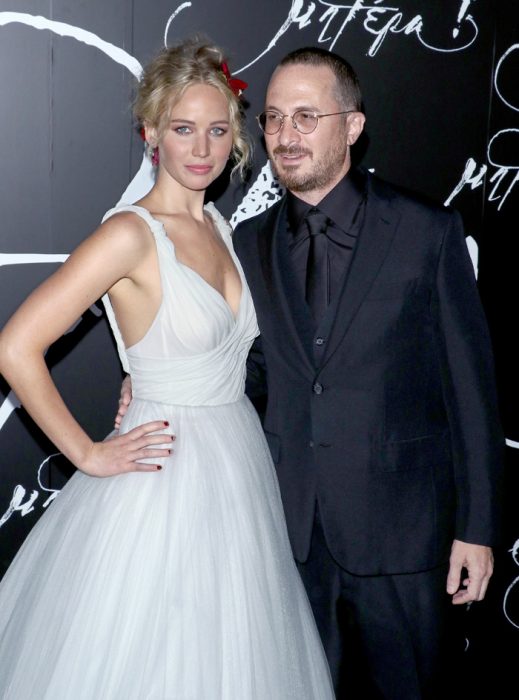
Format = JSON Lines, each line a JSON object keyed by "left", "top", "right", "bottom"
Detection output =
{"left": 321, "top": 180, "right": 401, "bottom": 368}
{"left": 258, "top": 199, "right": 315, "bottom": 378}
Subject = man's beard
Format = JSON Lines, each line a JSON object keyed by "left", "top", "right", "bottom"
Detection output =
{"left": 270, "top": 137, "right": 348, "bottom": 193}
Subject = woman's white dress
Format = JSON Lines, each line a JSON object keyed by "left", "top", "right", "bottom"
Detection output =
{"left": 0, "top": 203, "right": 334, "bottom": 699}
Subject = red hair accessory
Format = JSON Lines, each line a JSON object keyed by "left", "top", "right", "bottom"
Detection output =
{"left": 220, "top": 62, "right": 248, "bottom": 97}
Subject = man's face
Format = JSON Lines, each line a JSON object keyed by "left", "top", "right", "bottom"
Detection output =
{"left": 263, "top": 64, "right": 365, "bottom": 201}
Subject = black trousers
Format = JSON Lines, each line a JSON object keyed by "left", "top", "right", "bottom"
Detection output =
{"left": 297, "top": 508, "right": 464, "bottom": 699}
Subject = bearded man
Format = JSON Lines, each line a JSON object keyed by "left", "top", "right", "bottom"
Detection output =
{"left": 232, "top": 47, "right": 503, "bottom": 699}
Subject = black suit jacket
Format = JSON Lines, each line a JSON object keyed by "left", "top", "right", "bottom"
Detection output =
{"left": 233, "top": 172, "right": 504, "bottom": 576}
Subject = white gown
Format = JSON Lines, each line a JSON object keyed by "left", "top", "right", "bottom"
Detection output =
{"left": 0, "top": 203, "right": 335, "bottom": 699}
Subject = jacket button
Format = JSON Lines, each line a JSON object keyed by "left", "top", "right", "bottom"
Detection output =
{"left": 312, "top": 382, "right": 323, "bottom": 395}
{"left": 315, "top": 337, "right": 325, "bottom": 346}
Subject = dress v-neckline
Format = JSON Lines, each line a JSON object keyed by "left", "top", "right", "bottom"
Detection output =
{"left": 133, "top": 204, "right": 243, "bottom": 322}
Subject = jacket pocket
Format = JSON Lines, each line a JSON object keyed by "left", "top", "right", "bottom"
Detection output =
{"left": 374, "top": 432, "right": 451, "bottom": 473}
{"left": 365, "top": 278, "right": 425, "bottom": 301}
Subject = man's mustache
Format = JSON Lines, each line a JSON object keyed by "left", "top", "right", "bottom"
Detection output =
{"left": 272, "top": 146, "right": 312, "bottom": 158}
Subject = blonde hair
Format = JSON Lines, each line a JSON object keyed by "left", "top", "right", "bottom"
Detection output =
{"left": 134, "top": 37, "right": 251, "bottom": 177}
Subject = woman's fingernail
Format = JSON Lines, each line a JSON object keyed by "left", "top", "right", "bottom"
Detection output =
{"left": 157, "top": 465, "right": 162, "bottom": 470}
{"left": 164, "top": 421, "right": 169, "bottom": 426}
{"left": 171, "top": 435, "right": 176, "bottom": 441}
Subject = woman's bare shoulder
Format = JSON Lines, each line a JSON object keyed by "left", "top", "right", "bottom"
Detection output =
{"left": 94, "top": 210, "right": 154, "bottom": 252}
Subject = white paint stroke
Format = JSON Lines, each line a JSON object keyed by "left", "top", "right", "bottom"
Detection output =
{"left": 503, "top": 539, "right": 519, "bottom": 629}
{"left": 117, "top": 154, "right": 155, "bottom": 206}
{"left": 494, "top": 43, "right": 519, "bottom": 113}
{"left": 236, "top": 0, "right": 479, "bottom": 72}
{"left": 0, "top": 391, "right": 20, "bottom": 432}
{"left": 465, "top": 235, "right": 478, "bottom": 278}
{"left": 506, "top": 438, "right": 519, "bottom": 449}
{"left": 236, "top": 0, "right": 308, "bottom": 73}
{"left": 164, "top": 2, "right": 193, "bottom": 47}
{"left": 37, "top": 452, "right": 61, "bottom": 508}
{"left": 0, "top": 12, "right": 142, "bottom": 79}
{"left": 452, "top": 0, "right": 474, "bottom": 38}
{"left": 487, "top": 128, "right": 519, "bottom": 169}
{"left": 230, "top": 161, "right": 283, "bottom": 227}
{"left": 0, "top": 253, "right": 68, "bottom": 267}
{"left": 0, "top": 485, "right": 39, "bottom": 527}
{"left": 0, "top": 11, "right": 152, "bottom": 214}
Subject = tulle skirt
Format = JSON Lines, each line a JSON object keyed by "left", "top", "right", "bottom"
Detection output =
{"left": 0, "top": 396, "right": 334, "bottom": 699}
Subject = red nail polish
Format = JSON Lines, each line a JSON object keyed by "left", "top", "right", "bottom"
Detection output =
{"left": 157, "top": 465, "right": 162, "bottom": 470}
{"left": 164, "top": 421, "right": 169, "bottom": 426}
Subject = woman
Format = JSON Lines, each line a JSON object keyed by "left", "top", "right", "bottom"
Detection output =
{"left": 0, "top": 38, "right": 334, "bottom": 699}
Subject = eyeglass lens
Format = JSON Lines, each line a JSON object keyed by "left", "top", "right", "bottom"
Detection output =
{"left": 259, "top": 110, "right": 319, "bottom": 134}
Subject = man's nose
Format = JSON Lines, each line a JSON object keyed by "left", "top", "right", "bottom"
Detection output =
{"left": 277, "top": 115, "right": 300, "bottom": 146}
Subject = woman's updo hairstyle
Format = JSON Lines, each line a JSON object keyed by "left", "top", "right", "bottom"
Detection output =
{"left": 134, "top": 37, "right": 251, "bottom": 177}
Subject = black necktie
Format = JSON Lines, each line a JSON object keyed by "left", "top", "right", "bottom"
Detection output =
{"left": 304, "top": 208, "right": 330, "bottom": 322}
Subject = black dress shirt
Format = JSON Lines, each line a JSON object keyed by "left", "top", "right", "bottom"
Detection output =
{"left": 286, "top": 168, "right": 366, "bottom": 307}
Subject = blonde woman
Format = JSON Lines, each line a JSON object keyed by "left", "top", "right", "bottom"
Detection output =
{"left": 0, "top": 38, "right": 334, "bottom": 699}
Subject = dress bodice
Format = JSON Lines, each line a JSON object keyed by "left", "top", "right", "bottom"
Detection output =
{"left": 101, "top": 203, "right": 259, "bottom": 406}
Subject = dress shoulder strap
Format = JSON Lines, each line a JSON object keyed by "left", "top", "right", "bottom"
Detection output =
{"left": 102, "top": 203, "right": 163, "bottom": 235}
{"left": 205, "top": 202, "right": 233, "bottom": 239}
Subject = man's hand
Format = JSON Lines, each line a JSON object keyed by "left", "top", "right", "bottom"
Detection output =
{"left": 447, "top": 539, "right": 494, "bottom": 605}
{"left": 115, "top": 374, "right": 132, "bottom": 429}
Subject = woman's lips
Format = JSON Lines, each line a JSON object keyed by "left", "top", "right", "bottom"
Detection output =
{"left": 185, "top": 165, "right": 213, "bottom": 174}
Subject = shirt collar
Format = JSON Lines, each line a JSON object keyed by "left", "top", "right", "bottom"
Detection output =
{"left": 287, "top": 167, "right": 366, "bottom": 237}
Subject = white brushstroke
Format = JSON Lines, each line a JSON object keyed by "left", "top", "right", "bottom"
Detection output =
{"left": 494, "top": 43, "right": 519, "bottom": 112}
{"left": 452, "top": 0, "right": 474, "bottom": 39}
{"left": 164, "top": 2, "right": 193, "bottom": 47}
{"left": 0, "top": 485, "right": 39, "bottom": 527}
{"left": 236, "top": 1, "right": 479, "bottom": 72}
{"left": 117, "top": 154, "right": 155, "bottom": 206}
{"left": 503, "top": 539, "right": 519, "bottom": 629}
{"left": 0, "top": 253, "right": 68, "bottom": 267}
{"left": 0, "top": 391, "right": 21, "bottom": 432}
{"left": 465, "top": 236, "right": 478, "bottom": 278}
{"left": 37, "top": 453, "right": 62, "bottom": 508}
{"left": 0, "top": 12, "right": 142, "bottom": 79}
{"left": 230, "top": 161, "right": 283, "bottom": 227}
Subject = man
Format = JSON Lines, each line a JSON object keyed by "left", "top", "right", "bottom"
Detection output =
{"left": 231, "top": 48, "right": 503, "bottom": 698}
{"left": 118, "top": 48, "right": 503, "bottom": 698}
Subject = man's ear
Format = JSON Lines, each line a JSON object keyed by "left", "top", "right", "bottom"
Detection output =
{"left": 346, "top": 112, "right": 366, "bottom": 147}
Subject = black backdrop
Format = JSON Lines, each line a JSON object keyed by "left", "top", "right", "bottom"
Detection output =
{"left": 0, "top": 0, "right": 517, "bottom": 691}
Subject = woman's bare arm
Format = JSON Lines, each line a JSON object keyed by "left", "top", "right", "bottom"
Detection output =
{"left": 0, "top": 214, "right": 172, "bottom": 476}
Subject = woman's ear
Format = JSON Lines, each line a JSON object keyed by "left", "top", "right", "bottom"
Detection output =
{"left": 143, "top": 122, "right": 159, "bottom": 147}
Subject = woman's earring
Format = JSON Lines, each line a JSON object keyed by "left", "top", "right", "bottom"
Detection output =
{"left": 147, "top": 143, "right": 159, "bottom": 167}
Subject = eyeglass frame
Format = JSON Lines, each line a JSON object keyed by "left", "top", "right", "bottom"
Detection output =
{"left": 256, "top": 109, "right": 356, "bottom": 135}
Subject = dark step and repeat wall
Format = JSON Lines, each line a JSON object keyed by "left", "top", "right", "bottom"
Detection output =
{"left": 0, "top": 0, "right": 517, "bottom": 692}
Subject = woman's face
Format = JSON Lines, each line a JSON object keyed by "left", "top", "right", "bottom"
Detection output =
{"left": 152, "top": 83, "right": 234, "bottom": 192}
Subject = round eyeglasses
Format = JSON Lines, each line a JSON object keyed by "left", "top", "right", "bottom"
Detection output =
{"left": 256, "top": 109, "right": 355, "bottom": 135}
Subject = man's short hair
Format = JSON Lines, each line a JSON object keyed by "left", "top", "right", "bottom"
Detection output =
{"left": 278, "top": 47, "right": 363, "bottom": 112}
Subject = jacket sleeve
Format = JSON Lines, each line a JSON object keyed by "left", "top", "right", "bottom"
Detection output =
{"left": 233, "top": 221, "right": 268, "bottom": 418}
{"left": 435, "top": 210, "right": 504, "bottom": 546}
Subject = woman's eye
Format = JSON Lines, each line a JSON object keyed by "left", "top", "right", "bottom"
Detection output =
{"left": 210, "top": 127, "right": 227, "bottom": 136}
{"left": 174, "top": 126, "right": 191, "bottom": 135}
